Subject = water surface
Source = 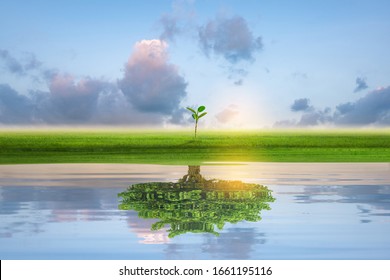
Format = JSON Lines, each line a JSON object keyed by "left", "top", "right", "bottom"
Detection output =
{"left": 0, "top": 163, "right": 389, "bottom": 259}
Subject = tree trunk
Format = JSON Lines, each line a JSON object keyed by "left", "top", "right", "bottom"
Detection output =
{"left": 195, "top": 120, "right": 198, "bottom": 138}
{"left": 187, "top": 165, "right": 201, "bottom": 177}
{"left": 179, "top": 166, "right": 205, "bottom": 183}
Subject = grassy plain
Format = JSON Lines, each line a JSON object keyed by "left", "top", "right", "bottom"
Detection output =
{"left": 0, "top": 129, "right": 390, "bottom": 164}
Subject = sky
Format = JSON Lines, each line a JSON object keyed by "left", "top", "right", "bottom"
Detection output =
{"left": 1, "top": 0, "right": 390, "bottom": 128}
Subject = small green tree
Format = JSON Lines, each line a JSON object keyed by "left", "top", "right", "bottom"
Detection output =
{"left": 118, "top": 166, "right": 275, "bottom": 238}
{"left": 186, "top": 105, "right": 207, "bottom": 138}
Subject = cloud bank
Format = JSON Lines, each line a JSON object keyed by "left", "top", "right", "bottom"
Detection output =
{"left": 215, "top": 104, "right": 240, "bottom": 124}
{"left": 0, "top": 40, "right": 188, "bottom": 125}
{"left": 0, "top": 84, "right": 34, "bottom": 124}
{"left": 159, "top": 15, "right": 181, "bottom": 42}
{"left": 291, "top": 98, "right": 311, "bottom": 112}
{"left": 275, "top": 86, "right": 390, "bottom": 127}
{"left": 119, "top": 39, "right": 187, "bottom": 116}
{"left": 354, "top": 77, "right": 368, "bottom": 93}
{"left": 157, "top": 0, "right": 195, "bottom": 42}
{"left": 41, "top": 74, "right": 113, "bottom": 123}
{"left": 0, "top": 49, "right": 41, "bottom": 76}
{"left": 198, "top": 16, "right": 263, "bottom": 64}
{"left": 335, "top": 86, "right": 390, "bottom": 125}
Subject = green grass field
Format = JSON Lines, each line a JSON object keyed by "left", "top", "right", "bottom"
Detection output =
{"left": 1, "top": 129, "right": 390, "bottom": 164}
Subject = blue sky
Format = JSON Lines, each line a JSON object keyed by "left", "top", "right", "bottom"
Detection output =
{"left": 1, "top": 0, "right": 390, "bottom": 128}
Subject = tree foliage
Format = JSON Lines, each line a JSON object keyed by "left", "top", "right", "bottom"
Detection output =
{"left": 118, "top": 166, "right": 275, "bottom": 238}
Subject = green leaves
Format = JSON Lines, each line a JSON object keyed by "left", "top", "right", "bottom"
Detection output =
{"left": 197, "top": 106, "right": 206, "bottom": 113}
{"left": 198, "top": 112, "right": 207, "bottom": 119}
{"left": 186, "top": 107, "right": 196, "bottom": 114}
{"left": 187, "top": 105, "right": 207, "bottom": 121}
{"left": 187, "top": 105, "right": 207, "bottom": 137}
{"left": 117, "top": 173, "right": 275, "bottom": 238}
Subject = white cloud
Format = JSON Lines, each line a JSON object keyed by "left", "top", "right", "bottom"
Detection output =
{"left": 215, "top": 104, "right": 240, "bottom": 124}
{"left": 198, "top": 16, "right": 263, "bottom": 64}
{"left": 119, "top": 40, "right": 188, "bottom": 116}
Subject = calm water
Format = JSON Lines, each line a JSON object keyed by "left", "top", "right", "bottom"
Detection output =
{"left": 0, "top": 163, "right": 389, "bottom": 260}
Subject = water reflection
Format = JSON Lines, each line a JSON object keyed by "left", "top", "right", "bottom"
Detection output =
{"left": 293, "top": 185, "right": 390, "bottom": 223}
{"left": 126, "top": 213, "right": 171, "bottom": 244}
{"left": 0, "top": 187, "right": 123, "bottom": 238}
{"left": 296, "top": 185, "right": 390, "bottom": 210}
{"left": 1, "top": 163, "right": 389, "bottom": 259}
{"left": 118, "top": 166, "right": 275, "bottom": 238}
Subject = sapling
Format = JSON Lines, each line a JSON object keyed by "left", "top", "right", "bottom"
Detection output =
{"left": 186, "top": 105, "right": 207, "bottom": 138}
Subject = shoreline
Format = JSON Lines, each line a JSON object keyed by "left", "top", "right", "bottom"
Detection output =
{"left": 0, "top": 162, "right": 389, "bottom": 186}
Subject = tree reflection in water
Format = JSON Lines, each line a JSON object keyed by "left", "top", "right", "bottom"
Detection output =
{"left": 118, "top": 166, "right": 275, "bottom": 238}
